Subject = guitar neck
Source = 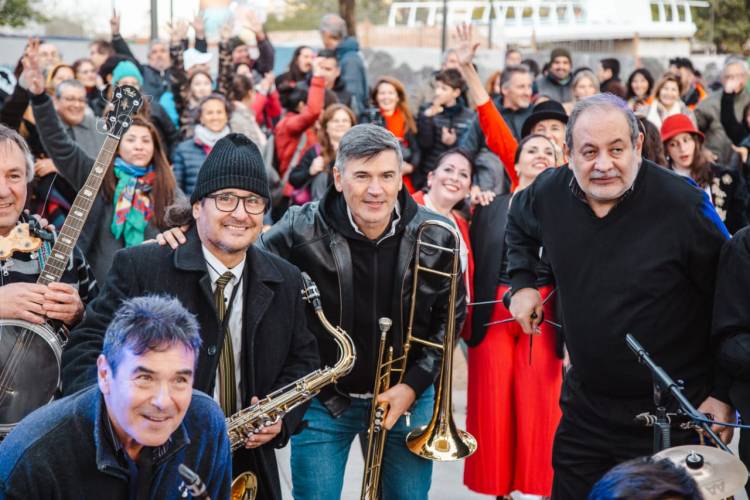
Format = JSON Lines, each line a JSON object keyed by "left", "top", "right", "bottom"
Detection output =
{"left": 37, "top": 136, "right": 119, "bottom": 286}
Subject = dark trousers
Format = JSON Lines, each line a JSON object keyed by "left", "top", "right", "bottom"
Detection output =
{"left": 730, "top": 382, "right": 750, "bottom": 496}
{"left": 551, "top": 372, "right": 702, "bottom": 500}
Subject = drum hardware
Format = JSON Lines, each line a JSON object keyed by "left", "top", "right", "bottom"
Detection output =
{"left": 654, "top": 445, "right": 748, "bottom": 500}
{"left": 626, "top": 333, "right": 730, "bottom": 453}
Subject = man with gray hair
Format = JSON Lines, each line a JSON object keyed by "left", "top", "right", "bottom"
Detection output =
{"left": 507, "top": 93, "right": 734, "bottom": 498}
{"left": 319, "top": 13, "right": 368, "bottom": 111}
{"left": 695, "top": 55, "right": 750, "bottom": 165}
{"left": 459, "top": 64, "right": 533, "bottom": 192}
{"left": 259, "top": 123, "right": 465, "bottom": 499}
{"left": 50, "top": 79, "right": 105, "bottom": 158}
{"left": 0, "top": 295, "right": 232, "bottom": 499}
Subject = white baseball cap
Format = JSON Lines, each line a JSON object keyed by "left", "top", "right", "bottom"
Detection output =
{"left": 183, "top": 48, "right": 213, "bottom": 72}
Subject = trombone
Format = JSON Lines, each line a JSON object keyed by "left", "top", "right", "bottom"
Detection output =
{"left": 360, "top": 220, "right": 477, "bottom": 500}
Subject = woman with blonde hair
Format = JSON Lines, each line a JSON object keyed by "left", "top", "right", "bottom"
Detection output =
{"left": 645, "top": 73, "right": 694, "bottom": 130}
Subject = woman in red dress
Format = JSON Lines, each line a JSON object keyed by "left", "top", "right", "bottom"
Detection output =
{"left": 465, "top": 134, "right": 563, "bottom": 498}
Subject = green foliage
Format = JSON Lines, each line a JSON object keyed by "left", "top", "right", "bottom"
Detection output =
{"left": 0, "top": 0, "right": 47, "bottom": 27}
{"left": 265, "top": 0, "right": 390, "bottom": 32}
{"left": 693, "top": 0, "right": 750, "bottom": 54}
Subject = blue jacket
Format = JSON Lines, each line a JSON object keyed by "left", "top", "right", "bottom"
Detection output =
{"left": 172, "top": 139, "right": 207, "bottom": 196}
{"left": 0, "top": 385, "right": 231, "bottom": 500}
{"left": 335, "top": 37, "right": 368, "bottom": 111}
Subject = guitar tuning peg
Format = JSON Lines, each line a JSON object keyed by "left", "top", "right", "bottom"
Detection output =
{"left": 115, "top": 92, "right": 122, "bottom": 99}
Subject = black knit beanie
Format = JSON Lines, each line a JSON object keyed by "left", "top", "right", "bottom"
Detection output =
{"left": 190, "top": 133, "right": 270, "bottom": 204}
{"left": 550, "top": 48, "right": 572, "bottom": 65}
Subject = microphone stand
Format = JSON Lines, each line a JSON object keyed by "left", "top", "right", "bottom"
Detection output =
{"left": 625, "top": 334, "right": 730, "bottom": 454}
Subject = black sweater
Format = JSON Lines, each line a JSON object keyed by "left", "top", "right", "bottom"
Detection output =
{"left": 319, "top": 192, "right": 405, "bottom": 394}
{"left": 506, "top": 161, "right": 730, "bottom": 403}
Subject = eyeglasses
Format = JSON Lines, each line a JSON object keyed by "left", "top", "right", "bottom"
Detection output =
{"left": 206, "top": 193, "right": 267, "bottom": 215}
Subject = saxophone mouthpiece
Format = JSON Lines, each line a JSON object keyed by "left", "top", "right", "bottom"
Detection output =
{"left": 300, "top": 272, "right": 322, "bottom": 310}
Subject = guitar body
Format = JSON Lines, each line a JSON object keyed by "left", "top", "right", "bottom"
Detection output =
{"left": 0, "top": 320, "right": 63, "bottom": 436}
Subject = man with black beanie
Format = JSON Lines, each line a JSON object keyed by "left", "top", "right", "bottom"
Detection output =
{"left": 61, "top": 133, "right": 319, "bottom": 500}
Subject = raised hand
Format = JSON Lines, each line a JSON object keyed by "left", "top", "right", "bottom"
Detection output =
{"left": 219, "top": 21, "right": 233, "bottom": 42}
{"left": 110, "top": 8, "right": 121, "bottom": 36}
{"left": 191, "top": 10, "right": 206, "bottom": 38}
{"left": 21, "top": 38, "right": 44, "bottom": 96}
{"left": 167, "top": 19, "right": 190, "bottom": 44}
{"left": 243, "top": 10, "right": 264, "bottom": 34}
{"left": 258, "top": 72, "right": 275, "bottom": 93}
{"left": 453, "top": 23, "right": 480, "bottom": 66}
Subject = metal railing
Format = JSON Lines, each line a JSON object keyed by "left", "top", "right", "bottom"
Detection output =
{"left": 387, "top": 0, "right": 709, "bottom": 37}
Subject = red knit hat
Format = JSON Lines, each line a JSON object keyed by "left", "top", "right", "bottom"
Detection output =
{"left": 660, "top": 114, "right": 704, "bottom": 143}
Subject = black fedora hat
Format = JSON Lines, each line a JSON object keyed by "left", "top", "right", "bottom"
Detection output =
{"left": 521, "top": 100, "right": 569, "bottom": 138}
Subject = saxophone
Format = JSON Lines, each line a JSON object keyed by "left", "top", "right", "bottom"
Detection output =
{"left": 227, "top": 272, "right": 356, "bottom": 500}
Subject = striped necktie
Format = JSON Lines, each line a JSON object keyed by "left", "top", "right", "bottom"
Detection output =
{"left": 215, "top": 271, "right": 237, "bottom": 415}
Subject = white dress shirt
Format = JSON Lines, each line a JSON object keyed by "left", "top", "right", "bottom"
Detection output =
{"left": 202, "top": 245, "right": 245, "bottom": 409}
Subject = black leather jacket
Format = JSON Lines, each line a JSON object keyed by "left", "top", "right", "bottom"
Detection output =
{"left": 258, "top": 187, "right": 466, "bottom": 413}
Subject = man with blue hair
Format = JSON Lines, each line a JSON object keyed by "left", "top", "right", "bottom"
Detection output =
{"left": 0, "top": 295, "right": 231, "bottom": 499}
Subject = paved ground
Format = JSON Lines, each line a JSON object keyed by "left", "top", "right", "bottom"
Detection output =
{"left": 274, "top": 347, "right": 748, "bottom": 499}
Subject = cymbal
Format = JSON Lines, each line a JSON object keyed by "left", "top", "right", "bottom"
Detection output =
{"left": 654, "top": 445, "right": 748, "bottom": 500}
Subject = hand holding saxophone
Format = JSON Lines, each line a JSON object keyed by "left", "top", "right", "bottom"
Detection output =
{"left": 241, "top": 396, "right": 283, "bottom": 449}
{"left": 376, "top": 383, "right": 417, "bottom": 430}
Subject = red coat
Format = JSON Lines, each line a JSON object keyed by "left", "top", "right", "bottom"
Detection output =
{"left": 274, "top": 76, "right": 325, "bottom": 176}
{"left": 412, "top": 191, "right": 474, "bottom": 341}
{"left": 476, "top": 100, "right": 519, "bottom": 191}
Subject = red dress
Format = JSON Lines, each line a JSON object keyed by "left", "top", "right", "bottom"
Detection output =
{"left": 464, "top": 285, "right": 561, "bottom": 496}
{"left": 463, "top": 195, "right": 562, "bottom": 496}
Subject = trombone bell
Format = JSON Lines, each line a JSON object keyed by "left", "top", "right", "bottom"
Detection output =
{"left": 406, "top": 411, "right": 477, "bottom": 461}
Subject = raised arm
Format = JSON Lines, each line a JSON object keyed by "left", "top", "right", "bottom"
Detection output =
{"left": 454, "top": 24, "right": 519, "bottom": 190}
{"left": 22, "top": 47, "right": 94, "bottom": 190}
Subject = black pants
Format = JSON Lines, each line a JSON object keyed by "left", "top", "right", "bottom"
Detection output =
{"left": 730, "top": 382, "right": 750, "bottom": 496}
{"left": 551, "top": 372, "right": 702, "bottom": 500}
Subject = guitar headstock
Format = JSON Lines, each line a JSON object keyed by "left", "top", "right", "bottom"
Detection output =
{"left": 103, "top": 85, "right": 143, "bottom": 139}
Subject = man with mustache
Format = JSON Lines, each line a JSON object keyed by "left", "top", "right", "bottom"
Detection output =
{"left": 61, "top": 134, "right": 319, "bottom": 500}
{"left": 0, "top": 295, "right": 232, "bottom": 500}
{"left": 507, "top": 93, "right": 734, "bottom": 498}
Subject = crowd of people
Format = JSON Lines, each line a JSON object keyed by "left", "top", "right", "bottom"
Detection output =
{"left": 0, "top": 8, "right": 750, "bottom": 500}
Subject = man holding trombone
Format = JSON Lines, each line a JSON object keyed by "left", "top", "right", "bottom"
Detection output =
{"left": 258, "top": 124, "right": 467, "bottom": 499}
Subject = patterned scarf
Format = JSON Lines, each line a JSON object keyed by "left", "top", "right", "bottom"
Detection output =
{"left": 111, "top": 157, "right": 155, "bottom": 247}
